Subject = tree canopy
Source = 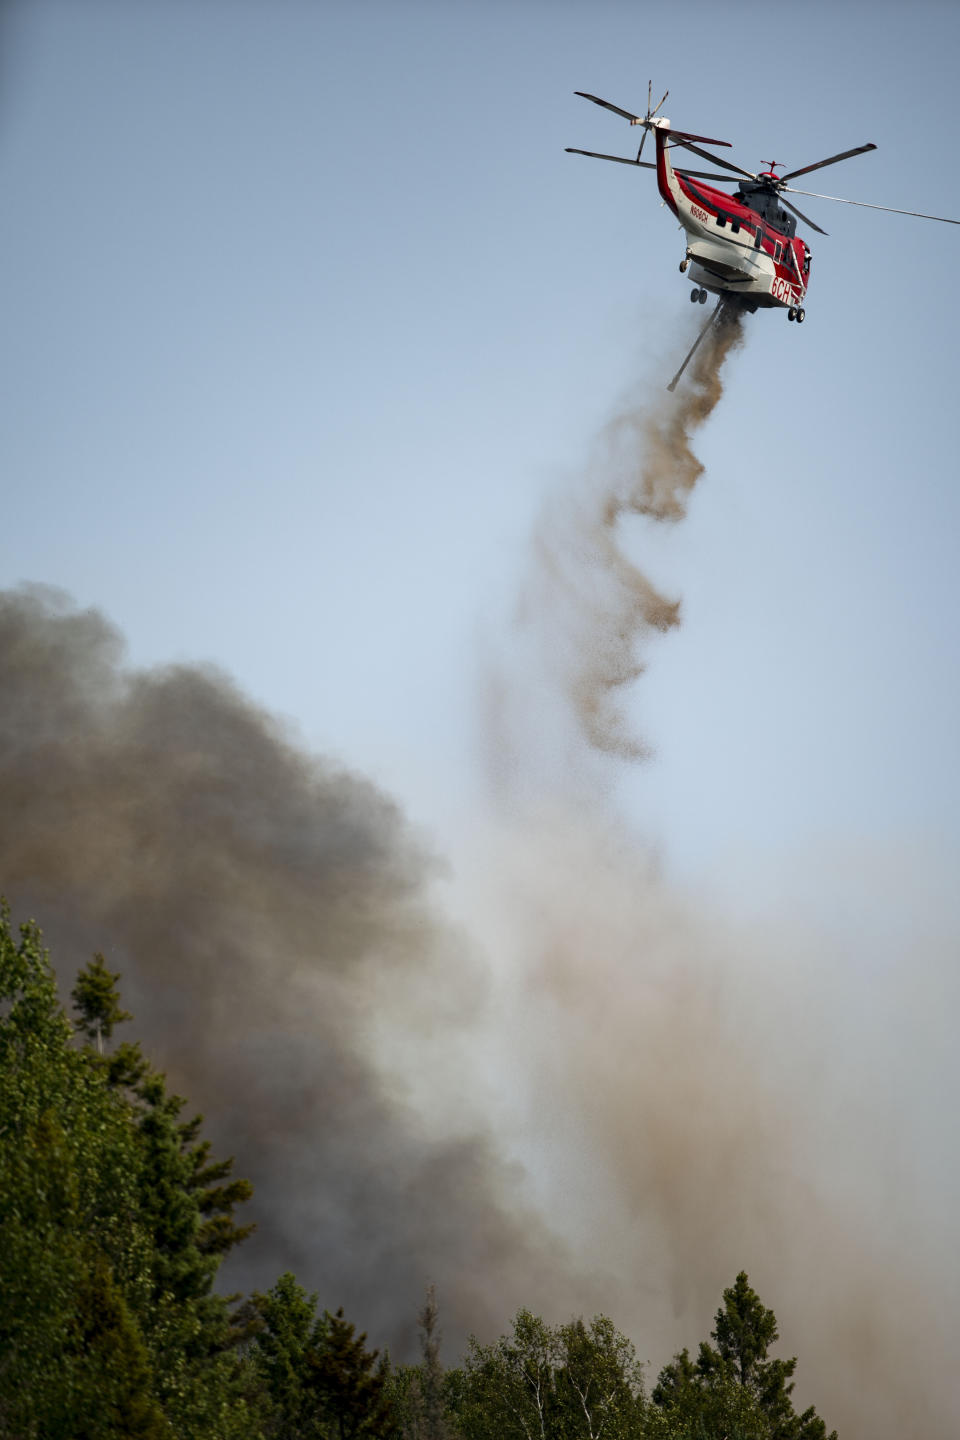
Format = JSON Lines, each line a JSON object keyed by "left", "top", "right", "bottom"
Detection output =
{"left": 449, "top": 1307, "right": 646, "bottom": 1440}
{"left": 0, "top": 901, "right": 839, "bottom": 1440}
{"left": 650, "top": 1272, "right": 837, "bottom": 1440}
{"left": 0, "top": 904, "right": 391, "bottom": 1438}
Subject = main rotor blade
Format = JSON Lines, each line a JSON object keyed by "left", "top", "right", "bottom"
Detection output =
{"left": 564, "top": 148, "right": 738, "bottom": 182}
{"left": 650, "top": 86, "right": 669, "bottom": 119}
{"left": 566, "top": 147, "right": 655, "bottom": 168}
{"left": 778, "top": 194, "right": 828, "bottom": 236}
{"left": 785, "top": 185, "right": 960, "bottom": 225}
{"left": 779, "top": 143, "right": 876, "bottom": 182}
{"left": 673, "top": 167, "right": 740, "bottom": 182}
{"left": 669, "top": 137, "right": 756, "bottom": 179}
{"left": 573, "top": 93, "right": 731, "bottom": 147}
{"left": 574, "top": 91, "right": 643, "bottom": 123}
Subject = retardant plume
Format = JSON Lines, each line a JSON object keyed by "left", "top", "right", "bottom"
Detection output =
{"left": 0, "top": 582, "right": 593, "bottom": 1354}
{"left": 478, "top": 313, "right": 960, "bottom": 1438}
{"left": 524, "top": 311, "right": 743, "bottom": 759}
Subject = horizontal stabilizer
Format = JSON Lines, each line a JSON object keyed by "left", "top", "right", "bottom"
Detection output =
{"left": 656, "top": 126, "right": 732, "bottom": 148}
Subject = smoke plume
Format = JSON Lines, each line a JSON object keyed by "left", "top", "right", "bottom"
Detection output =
{"left": 0, "top": 582, "right": 592, "bottom": 1352}
{"left": 2, "top": 315, "right": 958, "bottom": 1438}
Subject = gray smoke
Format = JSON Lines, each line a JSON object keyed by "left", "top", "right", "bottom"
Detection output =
{"left": 0, "top": 582, "right": 593, "bottom": 1354}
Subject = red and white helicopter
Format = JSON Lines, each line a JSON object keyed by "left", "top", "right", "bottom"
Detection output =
{"left": 568, "top": 85, "right": 960, "bottom": 388}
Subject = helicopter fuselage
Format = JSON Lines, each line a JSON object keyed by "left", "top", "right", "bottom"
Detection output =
{"left": 653, "top": 122, "right": 809, "bottom": 312}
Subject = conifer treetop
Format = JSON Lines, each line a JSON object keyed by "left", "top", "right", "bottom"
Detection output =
{"left": 71, "top": 952, "right": 132, "bottom": 1052}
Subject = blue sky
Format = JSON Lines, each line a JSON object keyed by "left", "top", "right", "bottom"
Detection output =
{"left": 2, "top": 4, "right": 960, "bottom": 1419}
{"left": 3, "top": 0, "right": 959, "bottom": 900}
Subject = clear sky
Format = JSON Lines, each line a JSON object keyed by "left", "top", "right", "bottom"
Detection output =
{"left": 2, "top": 0, "right": 960, "bottom": 1421}
{"left": 3, "top": 0, "right": 959, "bottom": 895}
{"left": 0, "top": 0, "right": 957, "bottom": 870}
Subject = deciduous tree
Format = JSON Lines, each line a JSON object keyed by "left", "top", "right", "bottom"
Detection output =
{"left": 453, "top": 1309, "right": 645, "bottom": 1440}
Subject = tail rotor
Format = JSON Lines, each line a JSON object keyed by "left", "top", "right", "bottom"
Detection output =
{"left": 635, "top": 79, "right": 668, "bottom": 161}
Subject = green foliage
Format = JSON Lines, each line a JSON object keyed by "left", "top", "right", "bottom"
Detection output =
{"left": 646, "top": 1351, "right": 771, "bottom": 1440}
{"left": 243, "top": 1272, "right": 397, "bottom": 1439}
{"left": 0, "top": 901, "right": 839, "bottom": 1440}
{"left": 555, "top": 1315, "right": 647, "bottom": 1439}
{"left": 452, "top": 1308, "right": 645, "bottom": 1440}
{"left": 454, "top": 1309, "right": 556, "bottom": 1440}
{"left": 308, "top": 1306, "right": 395, "bottom": 1438}
{"left": 71, "top": 953, "right": 132, "bottom": 1052}
{"left": 0, "top": 901, "right": 261, "bottom": 1438}
{"left": 244, "top": 1271, "right": 320, "bottom": 1436}
{"left": 713, "top": 1274, "right": 777, "bottom": 1380}
{"left": 69, "top": 1250, "right": 170, "bottom": 1440}
{"left": 650, "top": 1274, "right": 837, "bottom": 1440}
{"left": 0, "top": 904, "right": 155, "bottom": 1437}
{"left": 393, "top": 1285, "right": 454, "bottom": 1440}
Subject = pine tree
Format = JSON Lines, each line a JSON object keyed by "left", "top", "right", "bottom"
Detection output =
{"left": 416, "top": 1285, "right": 453, "bottom": 1440}
{"left": 246, "top": 1277, "right": 396, "bottom": 1439}
{"left": 243, "top": 1270, "right": 321, "bottom": 1436}
{"left": 0, "top": 905, "right": 155, "bottom": 1436}
{"left": 712, "top": 1272, "right": 780, "bottom": 1387}
{"left": 69, "top": 953, "right": 255, "bottom": 1299}
{"left": 69, "top": 1250, "right": 170, "bottom": 1440}
{"left": 71, "top": 953, "right": 132, "bottom": 1055}
{"left": 651, "top": 1273, "right": 837, "bottom": 1440}
{"left": 308, "top": 1307, "right": 395, "bottom": 1439}
{"left": 0, "top": 901, "right": 263, "bottom": 1437}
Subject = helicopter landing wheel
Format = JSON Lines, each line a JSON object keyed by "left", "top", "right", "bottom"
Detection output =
{"left": 796, "top": 307, "right": 805, "bottom": 323}
{"left": 788, "top": 306, "right": 797, "bottom": 321}
{"left": 698, "top": 288, "right": 708, "bottom": 304}
{"left": 679, "top": 258, "right": 689, "bottom": 273}
{"left": 690, "top": 286, "right": 699, "bottom": 302}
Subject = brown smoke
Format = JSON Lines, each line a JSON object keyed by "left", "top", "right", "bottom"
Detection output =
{"left": 482, "top": 314, "right": 959, "bottom": 1438}
{"left": 475, "top": 814, "right": 959, "bottom": 1439}
{"left": 527, "top": 311, "right": 743, "bottom": 759}
{"left": 0, "top": 583, "right": 596, "bottom": 1354}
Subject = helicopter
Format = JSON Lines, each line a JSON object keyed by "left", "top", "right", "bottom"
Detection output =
{"left": 567, "top": 85, "right": 960, "bottom": 389}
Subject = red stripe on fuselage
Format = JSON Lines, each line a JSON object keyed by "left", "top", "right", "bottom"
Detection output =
{"left": 654, "top": 126, "right": 680, "bottom": 217}
{"left": 654, "top": 126, "right": 809, "bottom": 301}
